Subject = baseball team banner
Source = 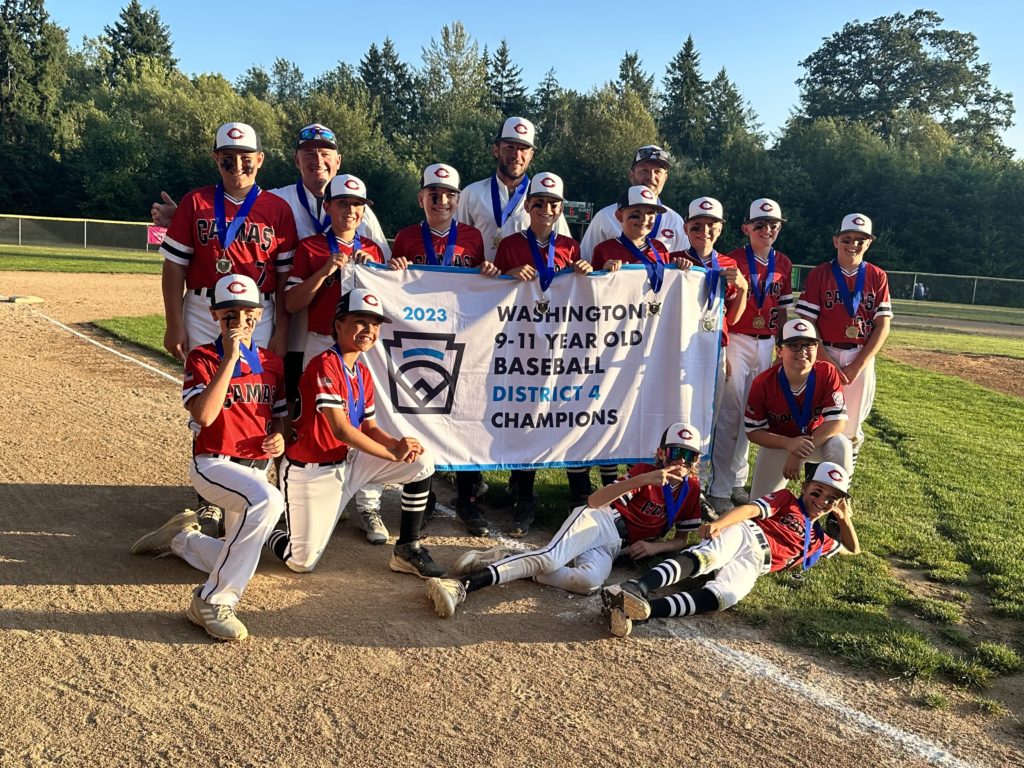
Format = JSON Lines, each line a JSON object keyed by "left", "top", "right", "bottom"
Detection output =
{"left": 351, "top": 264, "right": 723, "bottom": 471}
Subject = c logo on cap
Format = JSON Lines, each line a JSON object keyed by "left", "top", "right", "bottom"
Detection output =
{"left": 828, "top": 469, "right": 844, "bottom": 482}
{"left": 362, "top": 294, "right": 380, "bottom": 307}
{"left": 514, "top": 123, "right": 529, "bottom": 135}
{"left": 794, "top": 321, "right": 809, "bottom": 331}
{"left": 852, "top": 216, "right": 866, "bottom": 226}
{"left": 760, "top": 202, "right": 774, "bottom": 212}
{"left": 226, "top": 127, "right": 245, "bottom": 140}
{"left": 227, "top": 281, "right": 247, "bottom": 294}
{"left": 541, "top": 177, "right": 556, "bottom": 188}
{"left": 345, "top": 179, "right": 361, "bottom": 191}
{"left": 678, "top": 428, "right": 692, "bottom": 440}
{"left": 640, "top": 188, "right": 654, "bottom": 200}
{"left": 699, "top": 200, "right": 714, "bottom": 211}
{"left": 435, "top": 167, "right": 450, "bottom": 178}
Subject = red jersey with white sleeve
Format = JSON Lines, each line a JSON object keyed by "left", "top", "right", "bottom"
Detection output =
{"left": 609, "top": 463, "right": 702, "bottom": 538}
{"left": 727, "top": 246, "right": 794, "bottom": 337}
{"left": 286, "top": 233, "right": 385, "bottom": 335}
{"left": 160, "top": 185, "right": 298, "bottom": 292}
{"left": 391, "top": 222, "right": 486, "bottom": 268}
{"left": 744, "top": 359, "right": 846, "bottom": 437}
{"left": 752, "top": 489, "right": 842, "bottom": 572}
{"left": 795, "top": 260, "right": 893, "bottom": 344}
{"left": 672, "top": 248, "right": 741, "bottom": 343}
{"left": 494, "top": 231, "right": 581, "bottom": 273}
{"left": 182, "top": 343, "right": 286, "bottom": 459}
{"left": 591, "top": 237, "right": 670, "bottom": 271}
{"left": 287, "top": 349, "right": 376, "bottom": 464}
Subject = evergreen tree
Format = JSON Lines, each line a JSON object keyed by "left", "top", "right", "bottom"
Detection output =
{"left": 236, "top": 65, "right": 271, "bottom": 100}
{"left": 704, "top": 68, "right": 762, "bottom": 160}
{"left": 659, "top": 36, "right": 706, "bottom": 161}
{"left": 358, "top": 38, "right": 418, "bottom": 141}
{"left": 419, "top": 21, "right": 490, "bottom": 121}
{"left": 101, "top": 0, "right": 176, "bottom": 84}
{"left": 487, "top": 39, "right": 528, "bottom": 117}
{"left": 614, "top": 51, "right": 655, "bottom": 114}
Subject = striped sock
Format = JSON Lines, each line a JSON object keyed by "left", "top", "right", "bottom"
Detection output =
{"left": 397, "top": 477, "right": 431, "bottom": 545}
{"left": 650, "top": 588, "right": 720, "bottom": 618}
{"left": 266, "top": 529, "right": 288, "bottom": 560}
{"left": 639, "top": 552, "right": 699, "bottom": 592}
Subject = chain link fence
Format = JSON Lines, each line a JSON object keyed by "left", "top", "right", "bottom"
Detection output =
{"left": 0, "top": 214, "right": 156, "bottom": 251}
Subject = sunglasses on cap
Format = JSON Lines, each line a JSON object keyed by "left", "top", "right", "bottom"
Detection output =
{"left": 298, "top": 126, "right": 336, "bottom": 143}
{"left": 635, "top": 147, "right": 670, "bottom": 163}
{"left": 665, "top": 446, "right": 699, "bottom": 463}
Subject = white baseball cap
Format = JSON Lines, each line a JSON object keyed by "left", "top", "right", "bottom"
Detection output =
{"left": 810, "top": 462, "right": 851, "bottom": 497}
{"left": 325, "top": 174, "right": 373, "bottom": 205}
{"left": 747, "top": 198, "right": 785, "bottom": 222}
{"left": 211, "top": 274, "right": 261, "bottom": 310}
{"left": 496, "top": 116, "right": 535, "bottom": 148}
{"left": 838, "top": 213, "right": 875, "bottom": 239}
{"left": 528, "top": 171, "right": 564, "bottom": 200}
{"left": 296, "top": 123, "right": 338, "bottom": 150}
{"left": 632, "top": 144, "right": 672, "bottom": 169}
{"left": 686, "top": 196, "right": 725, "bottom": 222}
{"left": 659, "top": 422, "right": 701, "bottom": 452}
{"left": 214, "top": 122, "right": 261, "bottom": 152}
{"left": 617, "top": 185, "right": 667, "bottom": 213}
{"left": 778, "top": 318, "right": 820, "bottom": 345}
{"left": 421, "top": 163, "right": 461, "bottom": 192}
{"left": 335, "top": 288, "right": 393, "bottom": 324}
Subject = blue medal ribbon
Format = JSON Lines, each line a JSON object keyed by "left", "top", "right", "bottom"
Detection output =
{"left": 296, "top": 181, "right": 330, "bottom": 234}
{"left": 214, "top": 335, "right": 263, "bottom": 378}
{"left": 325, "top": 231, "right": 360, "bottom": 258}
{"left": 745, "top": 244, "right": 776, "bottom": 310}
{"left": 798, "top": 498, "right": 826, "bottom": 571}
{"left": 661, "top": 476, "right": 691, "bottom": 535}
{"left": 526, "top": 229, "right": 557, "bottom": 291}
{"left": 490, "top": 174, "right": 530, "bottom": 228}
{"left": 689, "top": 247, "right": 721, "bottom": 311}
{"left": 618, "top": 234, "right": 665, "bottom": 293}
{"left": 420, "top": 221, "right": 459, "bottom": 267}
{"left": 778, "top": 367, "right": 817, "bottom": 435}
{"left": 213, "top": 183, "right": 260, "bottom": 252}
{"left": 651, "top": 209, "right": 663, "bottom": 240}
{"left": 331, "top": 344, "right": 366, "bottom": 427}
{"left": 830, "top": 259, "right": 867, "bottom": 319}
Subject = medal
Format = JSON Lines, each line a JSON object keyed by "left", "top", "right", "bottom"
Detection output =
{"left": 535, "top": 296, "right": 550, "bottom": 313}
{"left": 702, "top": 314, "right": 716, "bottom": 332}
{"left": 752, "top": 315, "right": 766, "bottom": 330}
{"left": 215, "top": 257, "right": 232, "bottom": 274}
{"left": 845, "top": 323, "right": 859, "bottom": 339}
{"left": 647, "top": 300, "right": 662, "bottom": 316}
{"left": 492, "top": 234, "right": 502, "bottom": 249}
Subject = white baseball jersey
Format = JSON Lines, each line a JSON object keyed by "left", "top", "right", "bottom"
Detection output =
{"left": 580, "top": 202, "right": 689, "bottom": 262}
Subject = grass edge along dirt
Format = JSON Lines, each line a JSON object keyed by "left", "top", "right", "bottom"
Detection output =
{"left": 0, "top": 244, "right": 162, "bottom": 274}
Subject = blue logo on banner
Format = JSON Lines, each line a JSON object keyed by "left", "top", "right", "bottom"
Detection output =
{"left": 382, "top": 331, "right": 466, "bottom": 414}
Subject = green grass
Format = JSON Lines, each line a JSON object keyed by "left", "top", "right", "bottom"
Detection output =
{"left": 0, "top": 243, "right": 162, "bottom": 273}
{"left": 885, "top": 328, "right": 1024, "bottom": 359}
{"left": 91, "top": 315, "right": 175, "bottom": 361}
{"left": 917, "top": 690, "right": 950, "bottom": 710}
{"left": 892, "top": 298, "right": 1024, "bottom": 326}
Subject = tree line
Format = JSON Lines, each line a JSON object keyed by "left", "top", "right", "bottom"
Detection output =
{"left": 2, "top": 1, "right": 1022, "bottom": 278}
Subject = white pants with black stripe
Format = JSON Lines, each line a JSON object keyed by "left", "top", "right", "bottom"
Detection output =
{"left": 172, "top": 455, "right": 283, "bottom": 607}
{"left": 686, "top": 520, "right": 773, "bottom": 610}
{"left": 826, "top": 344, "right": 877, "bottom": 458}
{"left": 491, "top": 505, "right": 623, "bottom": 595}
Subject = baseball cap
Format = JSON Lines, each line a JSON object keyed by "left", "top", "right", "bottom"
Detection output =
{"left": 214, "top": 122, "right": 261, "bottom": 153}
{"left": 810, "top": 461, "right": 851, "bottom": 497}
{"left": 778, "top": 318, "right": 820, "bottom": 345}
{"left": 296, "top": 123, "right": 338, "bottom": 150}
{"left": 495, "top": 116, "right": 535, "bottom": 148}
{"left": 686, "top": 196, "right": 725, "bottom": 222}
{"left": 632, "top": 144, "right": 672, "bottom": 169}
{"left": 421, "top": 163, "right": 461, "bottom": 192}
{"left": 211, "top": 274, "right": 261, "bottom": 310}
{"left": 838, "top": 213, "right": 875, "bottom": 239}
{"left": 659, "top": 422, "right": 701, "bottom": 453}
{"left": 527, "top": 172, "right": 565, "bottom": 200}
{"left": 335, "top": 288, "right": 393, "bottom": 324}
{"left": 617, "top": 185, "right": 667, "bottom": 213}
{"left": 747, "top": 198, "right": 785, "bottom": 222}
{"left": 325, "top": 174, "right": 373, "bottom": 205}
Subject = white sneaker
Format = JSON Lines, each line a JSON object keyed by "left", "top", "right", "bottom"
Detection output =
{"left": 731, "top": 486, "right": 750, "bottom": 505}
{"left": 451, "top": 546, "right": 516, "bottom": 575}
{"left": 186, "top": 587, "right": 248, "bottom": 641}
{"left": 425, "top": 577, "right": 467, "bottom": 618}
{"left": 130, "top": 510, "right": 199, "bottom": 555}
{"left": 609, "top": 607, "right": 633, "bottom": 638}
{"left": 360, "top": 510, "right": 388, "bottom": 545}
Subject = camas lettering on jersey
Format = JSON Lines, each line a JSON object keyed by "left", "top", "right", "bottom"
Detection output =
{"left": 196, "top": 219, "right": 277, "bottom": 252}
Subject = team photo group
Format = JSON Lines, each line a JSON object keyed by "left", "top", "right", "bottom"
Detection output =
{"left": 131, "top": 113, "right": 889, "bottom": 642}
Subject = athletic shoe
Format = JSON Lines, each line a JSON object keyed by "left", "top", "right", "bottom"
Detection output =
{"left": 195, "top": 503, "right": 224, "bottom": 538}
{"left": 186, "top": 587, "right": 248, "bottom": 641}
{"left": 730, "top": 486, "right": 750, "bottom": 505}
{"left": 708, "top": 496, "right": 733, "bottom": 517}
{"left": 455, "top": 500, "right": 489, "bottom": 536}
{"left": 425, "top": 577, "right": 466, "bottom": 618}
{"left": 700, "top": 495, "right": 719, "bottom": 522}
{"left": 130, "top": 510, "right": 200, "bottom": 555}
{"left": 601, "top": 580, "right": 651, "bottom": 621}
{"left": 389, "top": 542, "right": 445, "bottom": 578}
{"left": 508, "top": 500, "right": 535, "bottom": 538}
{"left": 472, "top": 480, "right": 489, "bottom": 500}
{"left": 451, "top": 546, "right": 515, "bottom": 575}
{"left": 360, "top": 510, "right": 389, "bottom": 545}
{"left": 609, "top": 607, "right": 633, "bottom": 638}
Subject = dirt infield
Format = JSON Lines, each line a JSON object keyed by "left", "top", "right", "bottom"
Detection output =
{"left": 1, "top": 272, "right": 1021, "bottom": 767}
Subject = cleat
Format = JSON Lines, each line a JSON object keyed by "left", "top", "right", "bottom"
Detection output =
{"left": 425, "top": 577, "right": 466, "bottom": 618}
{"left": 730, "top": 486, "right": 750, "bottom": 505}
{"left": 508, "top": 500, "right": 535, "bottom": 539}
{"left": 708, "top": 496, "right": 733, "bottom": 516}
{"left": 452, "top": 546, "right": 515, "bottom": 575}
{"left": 455, "top": 500, "right": 489, "bottom": 536}
{"left": 609, "top": 607, "right": 633, "bottom": 638}
{"left": 389, "top": 542, "right": 445, "bottom": 579}
{"left": 131, "top": 510, "right": 200, "bottom": 555}
{"left": 359, "top": 510, "right": 389, "bottom": 545}
{"left": 186, "top": 587, "right": 248, "bottom": 641}
{"left": 602, "top": 580, "right": 651, "bottom": 621}
{"left": 195, "top": 503, "right": 224, "bottom": 538}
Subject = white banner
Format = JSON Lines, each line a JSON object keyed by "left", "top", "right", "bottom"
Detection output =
{"left": 351, "top": 264, "right": 723, "bottom": 471}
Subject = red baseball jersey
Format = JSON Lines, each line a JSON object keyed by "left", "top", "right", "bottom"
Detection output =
{"left": 795, "top": 260, "right": 893, "bottom": 344}
{"left": 745, "top": 359, "right": 846, "bottom": 437}
{"left": 287, "top": 349, "right": 377, "bottom": 464}
{"left": 753, "top": 489, "right": 841, "bottom": 572}
{"left": 286, "top": 233, "right": 385, "bottom": 335}
{"left": 494, "top": 231, "right": 581, "bottom": 273}
{"left": 609, "top": 463, "right": 702, "bottom": 538}
{"left": 591, "top": 237, "right": 670, "bottom": 271}
{"left": 392, "top": 222, "right": 486, "bottom": 268}
{"left": 160, "top": 185, "right": 298, "bottom": 292}
{"left": 671, "top": 249, "right": 741, "bottom": 343}
{"left": 727, "top": 246, "right": 794, "bottom": 337}
{"left": 182, "top": 343, "right": 286, "bottom": 459}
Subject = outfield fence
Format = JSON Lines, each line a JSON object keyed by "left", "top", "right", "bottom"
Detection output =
{"left": 0, "top": 213, "right": 157, "bottom": 251}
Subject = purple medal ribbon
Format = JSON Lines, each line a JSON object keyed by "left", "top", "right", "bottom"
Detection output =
{"left": 526, "top": 229, "right": 557, "bottom": 291}
{"left": 778, "top": 367, "right": 816, "bottom": 435}
{"left": 490, "top": 174, "right": 530, "bottom": 228}
{"left": 618, "top": 234, "right": 665, "bottom": 293}
{"left": 745, "top": 244, "right": 776, "bottom": 310}
{"left": 661, "top": 477, "right": 690, "bottom": 535}
{"left": 296, "top": 181, "right": 330, "bottom": 234}
{"left": 214, "top": 335, "right": 263, "bottom": 378}
{"left": 798, "top": 498, "right": 825, "bottom": 570}
{"left": 331, "top": 344, "right": 366, "bottom": 427}
{"left": 419, "top": 221, "right": 459, "bottom": 267}
{"left": 830, "top": 259, "right": 867, "bottom": 319}
{"left": 214, "top": 183, "right": 260, "bottom": 251}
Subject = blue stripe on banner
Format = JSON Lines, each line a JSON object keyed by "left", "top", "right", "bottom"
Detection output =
{"left": 402, "top": 347, "right": 445, "bottom": 360}
{"left": 435, "top": 458, "right": 649, "bottom": 472}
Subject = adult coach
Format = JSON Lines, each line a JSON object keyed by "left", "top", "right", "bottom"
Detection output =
{"left": 456, "top": 116, "right": 569, "bottom": 262}
{"left": 580, "top": 145, "right": 689, "bottom": 262}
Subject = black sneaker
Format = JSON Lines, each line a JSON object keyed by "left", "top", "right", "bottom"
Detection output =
{"left": 456, "top": 500, "right": 489, "bottom": 536}
{"left": 508, "top": 500, "right": 535, "bottom": 538}
{"left": 196, "top": 503, "right": 224, "bottom": 538}
{"left": 389, "top": 542, "right": 445, "bottom": 579}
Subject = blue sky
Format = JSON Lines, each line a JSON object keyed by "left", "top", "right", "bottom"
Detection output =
{"left": 46, "top": 1, "right": 1024, "bottom": 156}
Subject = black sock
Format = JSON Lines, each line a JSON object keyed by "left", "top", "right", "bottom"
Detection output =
{"left": 456, "top": 470, "right": 483, "bottom": 504}
{"left": 397, "top": 477, "right": 431, "bottom": 545}
{"left": 639, "top": 552, "right": 699, "bottom": 592}
{"left": 266, "top": 529, "right": 288, "bottom": 560}
{"left": 650, "top": 587, "right": 720, "bottom": 618}
{"left": 461, "top": 568, "right": 497, "bottom": 593}
{"left": 599, "top": 466, "right": 619, "bottom": 486}
{"left": 511, "top": 469, "right": 536, "bottom": 501}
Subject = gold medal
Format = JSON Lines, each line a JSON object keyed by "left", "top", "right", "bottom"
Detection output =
{"left": 492, "top": 234, "right": 503, "bottom": 249}
{"left": 845, "top": 323, "right": 859, "bottom": 339}
{"left": 702, "top": 315, "right": 716, "bottom": 332}
{"left": 215, "top": 257, "right": 232, "bottom": 274}
{"left": 752, "top": 315, "right": 766, "bottom": 330}
{"left": 535, "top": 296, "right": 550, "bottom": 314}
{"left": 647, "top": 300, "right": 662, "bottom": 316}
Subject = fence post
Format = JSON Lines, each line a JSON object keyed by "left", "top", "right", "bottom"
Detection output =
{"left": 18, "top": 216, "right": 22, "bottom": 246}
{"left": 972, "top": 278, "right": 978, "bottom": 305}
{"left": 84, "top": 220, "right": 88, "bottom": 249}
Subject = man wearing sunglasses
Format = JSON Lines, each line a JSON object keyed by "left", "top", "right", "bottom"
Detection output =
{"left": 744, "top": 318, "right": 853, "bottom": 499}
{"left": 420, "top": 423, "right": 705, "bottom": 618}
{"left": 603, "top": 461, "right": 860, "bottom": 637}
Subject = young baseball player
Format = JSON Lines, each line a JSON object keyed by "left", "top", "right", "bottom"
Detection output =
{"left": 745, "top": 318, "right": 853, "bottom": 498}
{"left": 265, "top": 289, "right": 442, "bottom": 578}
{"left": 131, "top": 274, "right": 288, "bottom": 642}
{"left": 422, "top": 423, "right": 706, "bottom": 618}
{"left": 590, "top": 186, "right": 692, "bottom": 272}
{"left": 710, "top": 199, "right": 795, "bottom": 508}
{"left": 603, "top": 461, "right": 860, "bottom": 637}
{"left": 493, "top": 171, "right": 593, "bottom": 536}
{"left": 795, "top": 214, "right": 892, "bottom": 470}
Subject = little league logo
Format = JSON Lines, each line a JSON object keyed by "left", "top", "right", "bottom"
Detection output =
{"left": 382, "top": 331, "right": 465, "bottom": 415}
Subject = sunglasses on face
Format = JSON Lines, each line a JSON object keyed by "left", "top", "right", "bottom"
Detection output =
{"left": 752, "top": 221, "right": 782, "bottom": 231}
{"left": 299, "top": 126, "right": 336, "bottom": 143}
{"left": 665, "top": 446, "right": 698, "bottom": 463}
{"left": 808, "top": 488, "right": 842, "bottom": 507}
{"left": 783, "top": 342, "right": 817, "bottom": 352}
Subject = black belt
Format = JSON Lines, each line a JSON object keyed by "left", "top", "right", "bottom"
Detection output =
{"left": 739, "top": 333, "right": 774, "bottom": 340}
{"left": 823, "top": 341, "right": 858, "bottom": 350}
{"left": 747, "top": 522, "right": 772, "bottom": 569}
{"left": 192, "top": 287, "right": 273, "bottom": 300}
{"left": 208, "top": 454, "right": 271, "bottom": 470}
{"left": 286, "top": 458, "right": 346, "bottom": 469}
{"left": 613, "top": 513, "right": 630, "bottom": 546}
